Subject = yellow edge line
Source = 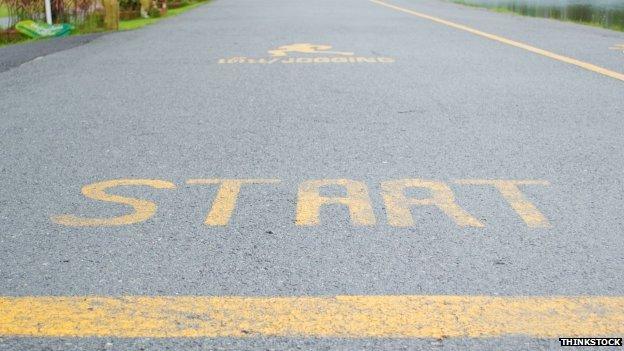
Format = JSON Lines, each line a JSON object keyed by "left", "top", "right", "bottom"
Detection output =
{"left": 1, "top": 295, "right": 623, "bottom": 337}
{"left": 370, "top": 0, "right": 624, "bottom": 82}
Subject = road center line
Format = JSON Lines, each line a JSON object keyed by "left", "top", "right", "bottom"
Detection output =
{"left": 370, "top": 0, "right": 624, "bottom": 82}
{"left": 1, "top": 295, "right": 623, "bottom": 337}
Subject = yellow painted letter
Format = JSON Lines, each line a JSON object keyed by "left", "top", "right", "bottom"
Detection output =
{"left": 296, "top": 179, "right": 375, "bottom": 226}
{"left": 455, "top": 179, "right": 551, "bottom": 228}
{"left": 186, "top": 179, "right": 280, "bottom": 226}
{"left": 381, "top": 179, "right": 483, "bottom": 227}
{"left": 52, "top": 179, "right": 176, "bottom": 227}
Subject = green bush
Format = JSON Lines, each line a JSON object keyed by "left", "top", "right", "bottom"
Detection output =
{"left": 0, "top": 0, "right": 103, "bottom": 29}
{"left": 119, "top": 0, "right": 139, "bottom": 10}
{"left": 148, "top": 7, "right": 161, "bottom": 17}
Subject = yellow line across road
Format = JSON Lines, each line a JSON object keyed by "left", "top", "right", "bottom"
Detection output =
{"left": 1, "top": 295, "right": 623, "bottom": 337}
{"left": 370, "top": 0, "right": 624, "bottom": 83}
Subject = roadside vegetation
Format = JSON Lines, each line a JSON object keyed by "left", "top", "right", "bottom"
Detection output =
{"left": 0, "top": 0, "right": 208, "bottom": 46}
{"left": 118, "top": 0, "right": 205, "bottom": 30}
{"left": 451, "top": 0, "right": 624, "bottom": 32}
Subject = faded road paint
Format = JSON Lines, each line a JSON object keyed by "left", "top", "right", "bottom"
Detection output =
{"left": 455, "top": 179, "right": 551, "bottom": 228}
{"left": 295, "top": 179, "right": 376, "bottom": 226}
{"left": 609, "top": 44, "right": 624, "bottom": 53}
{"left": 381, "top": 179, "right": 484, "bottom": 227}
{"left": 51, "top": 178, "right": 550, "bottom": 228}
{"left": 370, "top": 0, "right": 624, "bottom": 82}
{"left": 186, "top": 179, "right": 280, "bottom": 226}
{"left": 0, "top": 295, "right": 622, "bottom": 338}
{"left": 268, "top": 43, "right": 354, "bottom": 57}
{"left": 51, "top": 179, "right": 176, "bottom": 227}
{"left": 218, "top": 43, "right": 395, "bottom": 64}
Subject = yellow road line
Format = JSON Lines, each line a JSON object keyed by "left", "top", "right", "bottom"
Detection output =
{"left": 1, "top": 295, "right": 623, "bottom": 337}
{"left": 370, "top": 0, "right": 624, "bottom": 82}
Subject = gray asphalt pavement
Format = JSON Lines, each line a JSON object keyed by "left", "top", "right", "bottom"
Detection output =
{"left": 0, "top": 33, "right": 103, "bottom": 73}
{"left": 1, "top": 0, "right": 623, "bottom": 349}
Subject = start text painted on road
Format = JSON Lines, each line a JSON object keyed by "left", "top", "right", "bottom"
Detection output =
{"left": 51, "top": 178, "right": 551, "bottom": 228}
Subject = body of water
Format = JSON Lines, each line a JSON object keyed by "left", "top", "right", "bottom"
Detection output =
{"left": 452, "top": 0, "right": 624, "bottom": 31}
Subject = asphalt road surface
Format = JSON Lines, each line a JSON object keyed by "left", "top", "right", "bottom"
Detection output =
{"left": 1, "top": 0, "right": 624, "bottom": 349}
{"left": 0, "top": 33, "right": 103, "bottom": 73}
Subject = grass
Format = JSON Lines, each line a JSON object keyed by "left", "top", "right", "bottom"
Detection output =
{"left": 0, "top": 36, "right": 35, "bottom": 47}
{"left": 0, "top": 5, "right": 9, "bottom": 17}
{"left": 119, "top": 1, "right": 207, "bottom": 30}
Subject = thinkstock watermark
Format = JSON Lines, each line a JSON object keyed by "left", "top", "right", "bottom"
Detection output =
{"left": 559, "top": 338, "right": 622, "bottom": 347}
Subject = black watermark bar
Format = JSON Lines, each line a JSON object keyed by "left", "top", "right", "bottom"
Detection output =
{"left": 559, "top": 338, "right": 622, "bottom": 347}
